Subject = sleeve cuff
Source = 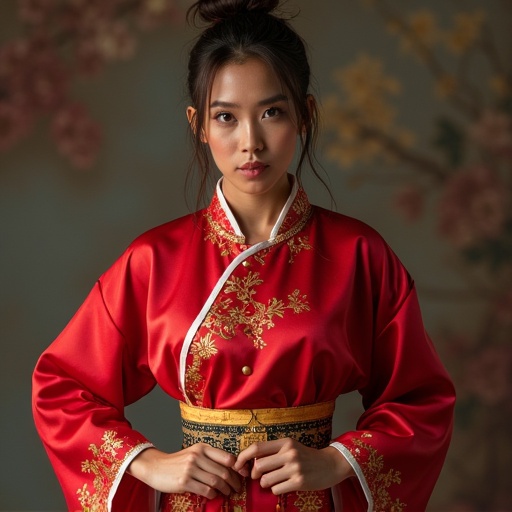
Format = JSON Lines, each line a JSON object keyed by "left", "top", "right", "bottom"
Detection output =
{"left": 329, "top": 441, "right": 373, "bottom": 512}
{"left": 107, "top": 442, "right": 155, "bottom": 512}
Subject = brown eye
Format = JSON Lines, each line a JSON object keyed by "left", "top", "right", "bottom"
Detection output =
{"left": 215, "top": 112, "right": 234, "bottom": 123}
{"left": 263, "top": 107, "right": 281, "bottom": 118}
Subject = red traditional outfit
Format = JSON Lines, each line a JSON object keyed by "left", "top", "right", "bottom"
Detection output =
{"left": 33, "top": 178, "right": 455, "bottom": 512}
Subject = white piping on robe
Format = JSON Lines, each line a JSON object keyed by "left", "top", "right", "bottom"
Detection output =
{"left": 330, "top": 441, "right": 373, "bottom": 512}
{"left": 216, "top": 179, "right": 244, "bottom": 237}
{"left": 179, "top": 178, "right": 299, "bottom": 401}
{"left": 107, "top": 442, "right": 155, "bottom": 512}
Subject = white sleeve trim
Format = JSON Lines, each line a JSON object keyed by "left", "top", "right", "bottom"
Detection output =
{"left": 330, "top": 441, "right": 373, "bottom": 512}
{"left": 107, "top": 442, "right": 155, "bottom": 512}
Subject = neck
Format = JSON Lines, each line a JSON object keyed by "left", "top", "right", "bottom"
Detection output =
{"left": 222, "top": 178, "right": 292, "bottom": 245}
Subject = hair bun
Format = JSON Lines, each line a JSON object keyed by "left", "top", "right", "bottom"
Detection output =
{"left": 189, "top": 0, "right": 280, "bottom": 24}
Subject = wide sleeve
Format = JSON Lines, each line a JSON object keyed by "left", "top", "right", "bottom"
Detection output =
{"left": 32, "top": 245, "right": 158, "bottom": 512}
{"left": 330, "top": 241, "right": 456, "bottom": 511}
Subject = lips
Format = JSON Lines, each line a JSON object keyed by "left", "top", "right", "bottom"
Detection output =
{"left": 238, "top": 162, "right": 268, "bottom": 178}
{"left": 239, "top": 161, "right": 267, "bottom": 171}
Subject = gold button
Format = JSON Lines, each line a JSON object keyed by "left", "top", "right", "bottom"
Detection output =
{"left": 242, "top": 365, "right": 253, "bottom": 376}
{"left": 242, "top": 261, "right": 250, "bottom": 267}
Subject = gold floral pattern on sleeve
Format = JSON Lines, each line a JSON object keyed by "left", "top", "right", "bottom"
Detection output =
{"left": 351, "top": 434, "right": 406, "bottom": 512}
{"left": 76, "top": 430, "right": 147, "bottom": 512}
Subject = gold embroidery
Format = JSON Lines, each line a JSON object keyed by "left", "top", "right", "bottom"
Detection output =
{"left": 203, "top": 186, "right": 313, "bottom": 257}
{"left": 167, "top": 492, "right": 194, "bottom": 511}
{"left": 292, "top": 191, "right": 310, "bottom": 215}
{"left": 186, "top": 334, "right": 218, "bottom": 402}
{"left": 165, "top": 486, "right": 246, "bottom": 511}
{"left": 293, "top": 490, "right": 324, "bottom": 511}
{"left": 352, "top": 438, "right": 406, "bottom": 512}
{"left": 254, "top": 248, "right": 270, "bottom": 265}
{"left": 270, "top": 208, "right": 312, "bottom": 246}
{"left": 205, "top": 271, "right": 310, "bottom": 349}
{"left": 190, "top": 187, "right": 313, "bottom": 405}
{"left": 231, "top": 478, "right": 247, "bottom": 511}
{"left": 77, "top": 430, "right": 142, "bottom": 512}
{"left": 204, "top": 209, "right": 245, "bottom": 256}
{"left": 185, "top": 271, "right": 310, "bottom": 403}
{"left": 287, "top": 236, "right": 312, "bottom": 263}
{"left": 191, "top": 332, "right": 218, "bottom": 359}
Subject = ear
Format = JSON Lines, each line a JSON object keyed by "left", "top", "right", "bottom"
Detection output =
{"left": 305, "top": 94, "right": 317, "bottom": 125}
{"left": 306, "top": 94, "right": 316, "bottom": 113}
{"left": 298, "top": 94, "right": 317, "bottom": 136}
{"left": 187, "top": 106, "right": 207, "bottom": 143}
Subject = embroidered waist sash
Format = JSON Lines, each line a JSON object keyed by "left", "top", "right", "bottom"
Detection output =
{"left": 179, "top": 401, "right": 335, "bottom": 454}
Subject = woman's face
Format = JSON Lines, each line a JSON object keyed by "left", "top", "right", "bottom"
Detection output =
{"left": 188, "top": 57, "right": 300, "bottom": 205}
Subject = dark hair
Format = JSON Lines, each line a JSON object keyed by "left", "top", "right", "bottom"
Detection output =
{"left": 186, "top": 0, "right": 329, "bottom": 208}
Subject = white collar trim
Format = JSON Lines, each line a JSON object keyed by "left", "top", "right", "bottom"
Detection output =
{"left": 215, "top": 177, "right": 299, "bottom": 242}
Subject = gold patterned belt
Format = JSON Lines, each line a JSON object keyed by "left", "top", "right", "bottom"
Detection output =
{"left": 179, "top": 401, "right": 335, "bottom": 454}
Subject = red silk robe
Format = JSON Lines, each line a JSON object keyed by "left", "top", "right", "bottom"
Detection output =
{"left": 33, "top": 179, "right": 455, "bottom": 511}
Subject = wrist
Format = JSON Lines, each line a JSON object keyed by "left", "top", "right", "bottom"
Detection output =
{"left": 127, "top": 447, "right": 159, "bottom": 483}
{"left": 322, "top": 446, "right": 355, "bottom": 484}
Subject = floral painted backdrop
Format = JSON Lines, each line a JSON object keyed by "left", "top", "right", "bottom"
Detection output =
{"left": 0, "top": 0, "right": 183, "bottom": 168}
{"left": 1, "top": 0, "right": 511, "bottom": 510}
{"left": 324, "top": 1, "right": 512, "bottom": 509}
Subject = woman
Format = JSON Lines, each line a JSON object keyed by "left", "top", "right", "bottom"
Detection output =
{"left": 32, "top": 1, "right": 455, "bottom": 511}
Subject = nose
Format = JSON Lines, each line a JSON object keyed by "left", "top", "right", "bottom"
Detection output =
{"left": 239, "top": 120, "right": 264, "bottom": 153}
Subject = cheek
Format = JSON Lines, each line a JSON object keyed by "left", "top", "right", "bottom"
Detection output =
{"left": 272, "top": 126, "right": 299, "bottom": 158}
{"left": 207, "top": 132, "right": 235, "bottom": 161}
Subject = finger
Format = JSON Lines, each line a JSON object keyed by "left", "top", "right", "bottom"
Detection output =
{"left": 234, "top": 439, "right": 289, "bottom": 470}
{"left": 269, "top": 479, "right": 299, "bottom": 496}
{"left": 201, "top": 443, "right": 237, "bottom": 468}
{"left": 192, "top": 466, "right": 236, "bottom": 497}
{"left": 251, "top": 451, "right": 288, "bottom": 479}
{"left": 182, "top": 471, "right": 219, "bottom": 499}
{"left": 242, "top": 439, "right": 298, "bottom": 479}
{"left": 196, "top": 452, "right": 242, "bottom": 493}
{"left": 236, "top": 462, "right": 251, "bottom": 478}
{"left": 258, "top": 464, "right": 294, "bottom": 490}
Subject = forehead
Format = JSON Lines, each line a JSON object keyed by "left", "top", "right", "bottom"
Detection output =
{"left": 210, "top": 58, "right": 284, "bottom": 104}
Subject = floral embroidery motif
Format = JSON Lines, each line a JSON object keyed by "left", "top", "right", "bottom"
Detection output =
{"left": 165, "top": 492, "right": 194, "bottom": 511}
{"left": 287, "top": 235, "right": 312, "bottom": 263}
{"left": 76, "top": 430, "right": 137, "bottom": 512}
{"left": 292, "top": 190, "right": 311, "bottom": 215}
{"left": 293, "top": 490, "right": 324, "bottom": 511}
{"left": 191, "top": 332, "right": 218, "bottom": 359}
{"left": 185, "top": 271, "right": 310, "bottom": 403}
{"left": 186, "top": 333, "right": 218, "bottom": 399}
{"left": 203, "top": 185, "right": 313, "bottom": 257}
{"left": 352, "top": 436, "right": 406, "bottom": 512}
{"left": 205, "top": 271, "right": 310, "bottom": 349}
{"left": 204, "top": 208, "right": 245, "bottom": 256}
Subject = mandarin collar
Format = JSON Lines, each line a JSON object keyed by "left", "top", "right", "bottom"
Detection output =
{"left": 204, "top": 176, "right": 312, "bottom": 248}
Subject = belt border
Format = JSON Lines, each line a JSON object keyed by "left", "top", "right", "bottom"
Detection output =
{"left": 179, "top": 401, "right": 335, "bottom": 426}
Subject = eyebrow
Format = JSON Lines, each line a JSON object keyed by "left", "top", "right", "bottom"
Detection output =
{"left": 210, "top": 93, "right": 289, "bottom": 109}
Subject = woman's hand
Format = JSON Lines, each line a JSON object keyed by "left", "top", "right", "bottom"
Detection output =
{"left": 233, "top": 438, "right": 355, "bottom": 495}
{"left": 127, "top": 444, "right": 242, "bottom": 499}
